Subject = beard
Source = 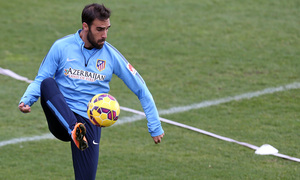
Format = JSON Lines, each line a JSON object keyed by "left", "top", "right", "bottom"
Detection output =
{"left": 87, "top": 29, "right": 105, "bottom": 49}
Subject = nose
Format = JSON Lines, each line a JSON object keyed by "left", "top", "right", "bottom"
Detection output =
{"left": 102, "top": 29, "right": 108, "bottom": 39}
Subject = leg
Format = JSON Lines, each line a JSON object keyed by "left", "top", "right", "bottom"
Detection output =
{"left": 71, "top": 114, "right": 102, "bottom": 180}
{"left": 40, "top": 78, "right": 77, "bottom": 141}
{"left": 40, "top": 96, "right": 70, "bottom": 141}
{"left": 41, "top": 78, "right": 96, "bottom": 178}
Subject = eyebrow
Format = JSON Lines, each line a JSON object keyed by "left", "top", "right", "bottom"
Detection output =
{"left": 96, "top": 25, "right": 111, "bottom": 29}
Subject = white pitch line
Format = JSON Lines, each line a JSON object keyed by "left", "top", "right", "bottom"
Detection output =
{"left": 2, "top": 82, "right": 299, "bottom": 148}
{"left": 1, "top": 66, "right": 300, "bottom": 162}
{"left": 120, "top": 106, "right": 300, "bottom": 163}
{"left": 158, "top": 82, "right": 300, "bottom": 115}
{"left": 118, "top": 82, "right": 300, "bottom": 124}
{"left": 0, "top": 133, "right": 55, "bottom": 147}
{"left": 0, "top": 67, "right": 33, "bottom": 83}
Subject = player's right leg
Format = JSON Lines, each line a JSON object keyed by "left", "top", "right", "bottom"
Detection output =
{"left": 40, "top": 77, "right": 88, "bottom": 150}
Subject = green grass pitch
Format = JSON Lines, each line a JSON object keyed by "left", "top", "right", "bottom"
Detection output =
{"left": 0, "top": 0, "right": 299, "bottom": 179}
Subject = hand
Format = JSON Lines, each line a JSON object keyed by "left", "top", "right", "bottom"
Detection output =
{"left": 18, "top": 102, "right": 31, "bottom": 113}
{"left": 152, "top": 133, "right": 165, "bottom": 144}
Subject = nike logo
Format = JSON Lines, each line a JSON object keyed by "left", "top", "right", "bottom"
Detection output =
{"left": 67, "top": 58, "right": 77, "bottom": 62}
{"left": 93, "top": 140, "right": 99, "bottom": 145}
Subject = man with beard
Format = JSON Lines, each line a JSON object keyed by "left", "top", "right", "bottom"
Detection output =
{"left": 18, "top": 3, "right": 164, "bottom": 180}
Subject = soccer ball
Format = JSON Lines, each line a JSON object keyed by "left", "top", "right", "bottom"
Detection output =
{"left": 87, "top": 93, "right": 120, "bottom": 127}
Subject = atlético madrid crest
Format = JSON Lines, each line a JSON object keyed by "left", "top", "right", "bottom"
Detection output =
{"left": 96, "top": 59, "right": 106, "bottom": 72}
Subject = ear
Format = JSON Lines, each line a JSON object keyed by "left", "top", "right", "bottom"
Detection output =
{"left": 82, "top": 22, "right": 89, "bottom": 31}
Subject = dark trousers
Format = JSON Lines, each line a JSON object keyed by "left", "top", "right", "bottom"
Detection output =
{"left": 40, "top": 78, "right": 101, "bottom": 180}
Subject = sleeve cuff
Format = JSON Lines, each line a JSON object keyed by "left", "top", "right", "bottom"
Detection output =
{"left": 149, "top": 126, "right": 164, "bottom": 137}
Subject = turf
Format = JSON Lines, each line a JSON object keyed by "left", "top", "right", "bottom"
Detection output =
{"left": 0, "top": 0, "right": 299, "bottom": 179}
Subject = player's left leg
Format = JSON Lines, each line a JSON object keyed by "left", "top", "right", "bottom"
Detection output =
{"left": 71, "top": 113, "right": 101, "bottom": 180}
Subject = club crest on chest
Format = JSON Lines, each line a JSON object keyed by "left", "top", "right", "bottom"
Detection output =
{"left": 96, "top": 59, "right": 106, "bottom": 72}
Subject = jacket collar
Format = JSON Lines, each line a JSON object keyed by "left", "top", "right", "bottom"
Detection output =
{"left": 75, "top": 29, "right": 84, "bottom": 46}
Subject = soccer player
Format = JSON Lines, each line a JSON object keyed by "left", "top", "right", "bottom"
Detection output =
{"left": 18, "top": 3, "right": 164, "bottom": 180}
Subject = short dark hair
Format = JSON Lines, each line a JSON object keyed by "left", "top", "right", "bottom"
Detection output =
{"left": 82, "top": 3, "right": 111, "bottom": 27}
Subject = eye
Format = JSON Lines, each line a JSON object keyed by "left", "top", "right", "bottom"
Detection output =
{"left": 96, "top": 26, "right": 111, "bottom": 32}
{"left": 97, "top": 27, "right": 105, "bottom": 31}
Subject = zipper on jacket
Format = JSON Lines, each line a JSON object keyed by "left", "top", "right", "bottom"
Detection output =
{"left": 81, "top": 44, "right": 100, "bottom": 67}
